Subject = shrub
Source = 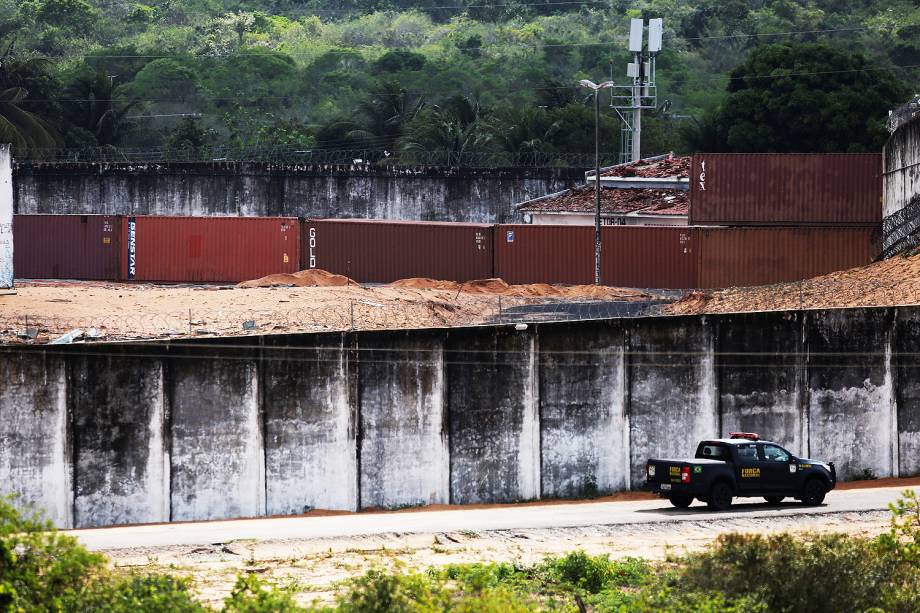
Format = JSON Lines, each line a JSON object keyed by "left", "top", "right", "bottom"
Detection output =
{"left": 543, "top": 552, "right": 651, "bottom": 594}
{"left": 336, "top": 568, "right": 445, "bottom": 612}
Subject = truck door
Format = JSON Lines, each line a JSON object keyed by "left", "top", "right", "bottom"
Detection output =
{"left": 734, "top": 443, "right": 762, "bottom": 493}
{"left": 759, "top": 444, "right": 794, "bottom": 492}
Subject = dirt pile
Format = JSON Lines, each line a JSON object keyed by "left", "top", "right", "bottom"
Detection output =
{"left": 668, "top": 250, "right": 920, "bottom": 315}
{"left": 387, "top": 277, "right": 655, "bottom": 300}
{"left": 238, "top": 269, "right": 357, "bottom": 288}
{"left": 387, "top": 278, "right": 461, "bottom": 291}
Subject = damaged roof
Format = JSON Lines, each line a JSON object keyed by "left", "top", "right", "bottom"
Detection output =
{"left": 517, "top": 186, "right": 689, "bottom": 216}
{"left": 600, "top": 154, "right": 691, "bottom": 179}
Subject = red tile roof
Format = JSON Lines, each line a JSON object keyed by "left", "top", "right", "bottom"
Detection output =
{"left": 600, "top": 155, "right": 690, "bottom": 179}
{"left": 518, "top": 186, "right": 689, "bottom": 216}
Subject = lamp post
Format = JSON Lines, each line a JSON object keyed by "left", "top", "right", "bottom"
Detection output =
{"left": 579, "top": 79, "right": 614, "bottom": 285}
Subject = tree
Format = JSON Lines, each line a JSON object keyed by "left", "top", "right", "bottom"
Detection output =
{"left": 345, "top": 80, "right": 425, "bottom": 151}
{"left": 398, "top": 94, "right": 492, "bottom": 165}
{"left": 710, "top": 43, "right": 908, "bottom": 153}
{"left": 64, "top": 69, "right": 141, "bottom": 146}
{"left": 0, "top": 87, "right": 57, "bottom": 154}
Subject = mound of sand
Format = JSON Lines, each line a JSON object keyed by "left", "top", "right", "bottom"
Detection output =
{"left": 386, "top": 277, "right": 653, "bottom": 300}
{"left": 238, "top": 269, "right": 357, "bottom": 288}
{"left": 387, "top": 278, "right": 462, "bottom": 291}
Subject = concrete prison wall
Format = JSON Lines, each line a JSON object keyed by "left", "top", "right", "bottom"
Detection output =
{"left": 0, "top": 306, "right": 914, "bottom": 529}
{"left": 12, "top": 162, "right": 583, "bottom": 223}
{"left": 883, "top": 114, "right": 920, "bottom": 256}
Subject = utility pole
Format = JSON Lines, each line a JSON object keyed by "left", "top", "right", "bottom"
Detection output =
{"left": 579, "top": 80, "right": 614, "bottom": 285}
{"left": 611, "top": 18, "right": 663, "bottom": 163}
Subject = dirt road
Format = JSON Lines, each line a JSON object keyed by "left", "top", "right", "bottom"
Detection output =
{"left": 69, "top": 485, "right": 912, "bottom": 607}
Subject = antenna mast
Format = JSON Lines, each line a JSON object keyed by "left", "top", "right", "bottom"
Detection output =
{"left": 611, "top": 17, "right": 662, "bottom": 162}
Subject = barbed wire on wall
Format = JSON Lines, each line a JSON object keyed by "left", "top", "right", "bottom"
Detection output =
{"left": 13, "top": 146, "right": 617, "bottom": 168}
{"left": 888, "top": 95, "right": 920, "bottom": 134}
{"left": 882, "top": 194, "right": 920, "bottom": 259}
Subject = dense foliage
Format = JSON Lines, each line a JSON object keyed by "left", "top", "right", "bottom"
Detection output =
{"left": 5, "top": 491, "right": 920, "bottom": 611}
{"left": 0, "top": 0, "right": 917, "bottom": 162}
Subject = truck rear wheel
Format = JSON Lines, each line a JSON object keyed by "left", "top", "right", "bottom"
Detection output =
{"left": 707, "top": 482, "right": 733, "bottom": 511}
{"left": 668, "top": 494, "right": 694, "bottom": 508}
{"left": 800, "top": 478, "right": 827, "bottom": 506}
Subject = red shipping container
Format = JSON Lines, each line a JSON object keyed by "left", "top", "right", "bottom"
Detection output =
{"left": 494, "top": 225, "right": 594, "bottom": 285}
{"left": 121, "top": 216, "right": 300, "bottom": 283}
{"left": 303, "top": 219, "right": 493, "bottom": 283}
{"left": 697, "top": 227, "right": 879, "bottom": 289}
{"left": 690, "top": 153, "right": 882, "bottom": 225}
{"left": 495, "top": 225, "right": 697, "bottom": 288}
{"left": 14, "top": 214, "right": 120, "bottom": 280}
{"left": 601, "top": 226, "right": 697, "bottom": 289}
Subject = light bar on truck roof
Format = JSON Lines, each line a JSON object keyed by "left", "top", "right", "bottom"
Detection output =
{"left": 729, "top": 432, "right": 760, "bottom": 441}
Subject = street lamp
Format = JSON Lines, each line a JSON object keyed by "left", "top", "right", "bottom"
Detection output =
{"left": 579, "top": 79, "right": 614, "bottom": 285}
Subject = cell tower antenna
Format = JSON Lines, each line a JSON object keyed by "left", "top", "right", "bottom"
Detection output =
{"left": 610, "top": 17, "right": 662, "bottom": 162}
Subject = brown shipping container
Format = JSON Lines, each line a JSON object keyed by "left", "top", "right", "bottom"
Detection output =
{"left": 494, "top": 225, "right": 594, "bottom": 285}
{"left": 304, "top": 219, "right": 494, "bottom": 283}
{"left": 601, "top": 226, "right": 697, "bottom": 289}
{"left": 495, "top": 225, "right": 697, "bottom": 288}
{"left": 697, "top": 227, "right": 879, "bottom": 289}
{"left": 14, "top": 214, "right": 120, "bottom": 280}
{"left": 121, "top": 216, "right": 300, "bottom": 283}
{"left": 690, "top": 153, "right": 882, "bottom": 225}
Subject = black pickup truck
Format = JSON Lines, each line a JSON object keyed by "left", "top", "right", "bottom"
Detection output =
{"left": 645, "top": 433, "right": 836, "bottom": 511}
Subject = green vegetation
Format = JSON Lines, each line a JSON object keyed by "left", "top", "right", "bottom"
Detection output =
{"left": 6, "top": 491, "right": 920, "bottom": 611}
{"left": 0, "top": 0, "right": 916, "bottom": 161}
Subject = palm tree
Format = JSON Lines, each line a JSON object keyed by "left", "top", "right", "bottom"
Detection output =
{"left": 484, "top": 105, "right": 561, "bottom": 164}
{"left": 0, "top": 87, "right": 57, "bottom": 154}
{"left": 65, "top": 69, "right": 141, "bottom": 146}
{"left": 398, "top": 95, "right": 492, "bottom": 166}
{"left": 346, "top": 81, "right": 425, "bottom": 152}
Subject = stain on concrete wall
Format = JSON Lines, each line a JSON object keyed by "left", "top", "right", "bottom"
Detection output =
{"left": 358, "top": 332, "right": 449, "bottom": 508}
{"left": 717, "top": 313, "right": 805, "bottom": 455}
{"left": 627, "top": 317, "right": 719, "bottom": 487}
{"left": 807, "top": 309, "right": 895, "bottom": 479}
{"left": 896, "top": 309, "right": 920, "bottom": 476}
{"left": 13, "top": 163, "right": 583, "bottom": 223}
{"left": 446, "top": 328, "right": 540, "bottom": 504}
{"left": 539, "top": 321, "right": 629, "bottom": 496}
{"left": 0, "top": 352, "right": 71, "bottom": 527}
{"left": 884, "top": 115, "right": 920, "bottom": 219}
{"left": 168, "top": 352, "right": 265, "bottom": 521}
{"left": 263, "top": 334, "right": 358, "bottom": 514}
{"left": 69, "top": 352, "right": 168, "bottom": 528}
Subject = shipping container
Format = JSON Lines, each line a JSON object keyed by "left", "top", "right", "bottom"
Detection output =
{"left": 304, "top": 218, "right": 494, "bottom": 283}
{"left": 494, "top": 225, "right": 595, "bottom": 285}
{"left": 696, "top": 227, "right": 879, "bottom": 289}
{"left": 121, "top": 216, "right": 300, "bottom": 283}
{"left": 690, "top": 153, "right": 882, "bottom": 226}
{"left": 601, "top": 226, "right": 697, "bottom": 288}
{"left": 495, "top": 225, "right": 697, "bottom": 288}
{"left": 14, "top": 214, "right": 120, "bottom": 280}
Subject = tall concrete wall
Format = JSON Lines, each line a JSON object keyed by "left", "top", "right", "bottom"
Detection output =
{"left": 883, "top": 115, "right": 920, "bottom": 255}
{"left": 2, "top": 305, "right": 915, "bottom": 528}
{"left": 12, "top": 162, "right": 583, "bottom": 223}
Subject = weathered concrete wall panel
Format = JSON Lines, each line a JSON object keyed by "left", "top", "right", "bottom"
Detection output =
{"left": 896, "top": 309, "right": 920, "bottom": 476}
{"left": 446, "top": 328, "right": 540, "bottom": 504}
{"left": 807, "top": 309, "right": 895, "bottom": 479}
{"left": 717, "top": 313, "right": 805, "bottom": 455}
{"left": 168, "top": 353, "right": 265, "bottom": 521}
{"left": 69, "top": 353, "right": 168, "bottom": 528}
{"left": 627, "top": 317, "right": 718, "bottom": 487}
{"left": 263, "top": 335, "right": 358, "bottom": 514}
{"left": 0, "top": 353, "right": 71, "bottom": 527}
{"left": 358, "top": 332, "right": 449, "bottom": 508}
{"left": 539, "top": 321, "right": 629, "bottom": 497}
{"left": 14, "top": 163, "right": 583, "bottom": 223}
{"left": 884, "top": 115, "right": 920, "bottom": 219}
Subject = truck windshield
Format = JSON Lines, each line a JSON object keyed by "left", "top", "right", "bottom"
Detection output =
{"left": 696, "top": 444, "right": 727, "bottom": 459}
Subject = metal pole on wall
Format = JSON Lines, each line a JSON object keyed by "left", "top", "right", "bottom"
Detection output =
{"left": 579, "top": 80, "right": 613, "bottom": 285}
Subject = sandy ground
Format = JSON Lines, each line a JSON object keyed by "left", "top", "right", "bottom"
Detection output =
{"left": 102, "top": 509, "right": 891, "bottom": 608}
{"left": 668, "top": 249, "right": 920, "bottom": 315}
{"left": 0, "top": 277, "right": 655, "bottom": 344}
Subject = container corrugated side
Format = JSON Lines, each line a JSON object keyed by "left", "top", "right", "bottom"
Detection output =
{"left": 304, "top": 219, "right": 494, "bottom": 283}
{"left": 14, "top": 214, "right": 120, "bottom": 280}
{"left": 696, "top": 227, "right": 879, "bottom": 289}
{"left": 121, "top": 216, "right": 300, "bottom": 283}
{"left": 690, "top": 153, "right": 882, "bottom": 225}
{"left": 601, "top": 226, "right": 697, "bottom": 288}
{"left": 494, "top": 225, "right": 595, "bottom": 285}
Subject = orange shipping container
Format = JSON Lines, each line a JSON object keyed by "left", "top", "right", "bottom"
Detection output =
{"left": 121, "top": 216, "right": 300, "bottom": 283}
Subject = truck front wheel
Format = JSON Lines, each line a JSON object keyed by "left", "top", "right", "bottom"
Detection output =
{"left": 707, "top": 482, "right": 733, "bottom": 511}
{"left": 800, "top": 478, "right": 827, "bottom": 506}
{"left": 668, "top": 494, "right": 694, "bottom": 508}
